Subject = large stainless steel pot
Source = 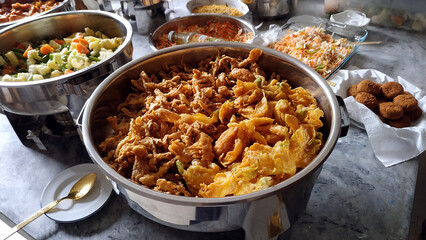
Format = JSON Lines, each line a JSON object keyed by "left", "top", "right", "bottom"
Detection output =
{"left": 248, "top": 0, "right": 298, "bottom": 20}
{"left": 82, "top": 42, "right": 348, "bottom": 240}
{"left": 0, "top": 10, "right": 133, "bottom": 119}
{"left": 0, "top": 0, "right": 74, "bottom": 29}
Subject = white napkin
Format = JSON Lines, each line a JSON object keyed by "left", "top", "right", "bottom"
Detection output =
{"left": 329, "top": 69, "right": 426, "bottom": 167}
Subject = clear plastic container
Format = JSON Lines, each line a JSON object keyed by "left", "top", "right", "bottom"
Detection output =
{"left": 324, "top": 0, "right": 426, "bottom": 31}
{"left": 257, "top": 15, "right": 368, "bottom": 79}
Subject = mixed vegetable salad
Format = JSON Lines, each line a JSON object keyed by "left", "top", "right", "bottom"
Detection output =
{"left": 0, "top": 27, "right": 124, "bottom": 82}
{"left": 269, "top": 26, "right": 354, "bottom": 78}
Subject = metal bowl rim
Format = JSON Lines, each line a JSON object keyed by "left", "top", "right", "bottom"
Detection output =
{"left": 0, "top": 10, "right": 133, "bottom": 88}
{"left": 82, "top": 42, "right": 341, "bottom": 206}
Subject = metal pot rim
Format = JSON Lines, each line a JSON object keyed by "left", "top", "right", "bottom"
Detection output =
{"left": 82, "top": 42, "right": 341, "bottom": 206}
{"left": 0, "top": 10, "right": 133, "bottom": 88}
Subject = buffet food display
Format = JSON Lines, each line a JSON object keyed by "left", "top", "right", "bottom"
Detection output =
{"left": 1, "top": 1, "right": 425, "bottom": 240}
{"left": 98, "top": 49, "right": 324, "bottom": 197}
{"left": 0, "top": 28, "right": 125, "bottom": 82}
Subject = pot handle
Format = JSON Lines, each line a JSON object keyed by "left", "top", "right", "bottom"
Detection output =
{"left": 76, "top": 98, "right": 89, "bottom": 128}
{"left": 336, "top": 95, "right": 350, "bottom": 137}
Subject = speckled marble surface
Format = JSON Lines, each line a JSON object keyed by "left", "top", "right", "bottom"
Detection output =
{"left": 1, "top": 0, "right": 425, "bottom": 239}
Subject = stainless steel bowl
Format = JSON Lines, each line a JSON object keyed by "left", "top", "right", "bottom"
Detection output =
{"left": 250, "top": 0, "right": 298, "bottom": 20}
{"left": 149, "top": 14, "right": 256, "bottom": 51}
{"left": 0, "top": 10, "right": 133, "bottom": 119}
{"left": 82, "top": 42, "right": 347, "bottom": 239}
{"left": 186, "top": 0, "right": 250, "bottom": 17}
{"left": 0, "top": 0, "right": 73, "bottom": 29}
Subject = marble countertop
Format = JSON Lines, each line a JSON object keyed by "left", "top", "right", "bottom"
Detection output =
{"left": 1, "top": 0, "right": 426, "bottom": 239}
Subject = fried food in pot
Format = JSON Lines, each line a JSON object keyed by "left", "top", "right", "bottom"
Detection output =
{"left": 98, "top": 49, "right": 324, "bottom": 197}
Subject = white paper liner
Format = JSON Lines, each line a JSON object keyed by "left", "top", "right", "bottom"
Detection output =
{"left": 329, "top": 69, "right": 426, "bottom": 167}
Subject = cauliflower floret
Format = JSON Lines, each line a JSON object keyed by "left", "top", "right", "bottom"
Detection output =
{"left": 94, "top": 31, "right": 109, "bottom": 39}
{"left": 26, "top": 49, "right": 42, "bottom": 65}
{"left": 1, "top": 75, "right": 13, "bottom": 82}
{"left": 47, "top": 60, "right": 60, "bottom": 71}
{"left": 85, "top": 36, "right": 101, "bottom": 56}
{"left": 84, "top": 27, "right": 95, "bottom": 36}
{"left": 28, "top": 65, "right": 39, "bottom": 74}
{"left": 98, "top": 49, "right": 114, "bottom": 60}
{"left": 36, "top": 64, "right": 51, "bottom": 75}
{"left": 49, "top": 40, "right": 61, "bottom": 50}
{"left": 16, "top": 73, "right": 31, "bottom": 81}
{"left": 99, "top": 38, "right": 123, "bottom": 50}
{"left": 32, "top": 74, "right": 44, "bottom": 81}
{"left": 50, "top": 70, "right": 62, "bottom": 78}
{"left": 67, "top": 49, "right": 90, "bottom": 70}
{"left": 47, "top": 53, "right": 64, "bottom": 71}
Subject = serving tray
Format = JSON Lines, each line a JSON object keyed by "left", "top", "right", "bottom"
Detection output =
{"left": 263, "top": 15, "right": 368, "bottom": 79}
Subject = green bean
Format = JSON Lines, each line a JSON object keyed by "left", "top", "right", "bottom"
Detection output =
{"left": 89, "top": 56, "right": 100, "bottom": 62}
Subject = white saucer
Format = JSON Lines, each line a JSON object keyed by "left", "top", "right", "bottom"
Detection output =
{"left": 40, "top": 163, "right": 113, "bottom": 223}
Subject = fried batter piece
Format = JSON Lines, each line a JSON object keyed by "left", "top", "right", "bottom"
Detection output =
{"left": 99, "top": 49, "right": 324, "bottom": 197}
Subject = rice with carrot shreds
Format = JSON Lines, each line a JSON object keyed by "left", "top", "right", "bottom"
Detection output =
{"left": 269, "top": 26, "right": 354, "bottom": 78}
{"left": 154, "top": 20, "right": 253, "bottom": 49}
{"left": 192, "top": 4, "right": 243, "bottom": 17}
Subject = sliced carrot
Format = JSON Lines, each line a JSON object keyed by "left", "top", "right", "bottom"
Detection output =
{"left": 1, "top": 65, "right": 16, "bottom": 75}
{"left": 23, "top": 44, "right": 33, "bottom": 58}
{"left": 40, "top": 44, "right": 54, "bottom": 55}
{"left": 75, "top": 43, "right": 89, "bottom": 54}
{"left": 64, "top": 69, "right": 74, "bottom": 74}
{"left": 16, "top": 43, "right": 26, "bottom": 50}
{"left": 72, "top": 37, "right": 89, "bottom": 48}
{"left": 53, "top": 39, "right": 65, "bottom": 45}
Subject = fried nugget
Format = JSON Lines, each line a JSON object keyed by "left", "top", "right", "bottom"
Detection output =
{"left": 355, "top": 92, "right": 378, "bottom": 110}
{"left": 357, "top": 80, "right": 381, "bottom": 96}
{"left": 379, "top": 102, "right": 404, "bottom": 120}
{"left": 387, "top": 115, "right": 412, "bottom": 128}
{"left": 393, "top": 93, "right": 418, "bottom": 112}
{"left": 347, "top": 84, "right": 359, "bottom": 97}
{"left": 405, "top": 106, "right": 423, "bottom": 121}
{"left": 381, "top": 82, "right": 404, "bottom": 99}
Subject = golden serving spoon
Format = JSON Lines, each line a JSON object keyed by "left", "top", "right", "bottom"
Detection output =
{"left": 1, "top": 172, "right": 97, "bottom": 240}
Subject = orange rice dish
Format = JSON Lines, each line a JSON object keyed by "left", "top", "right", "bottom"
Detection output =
{"left": 154, "top": 20, "right": 253, "bottom": 49}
